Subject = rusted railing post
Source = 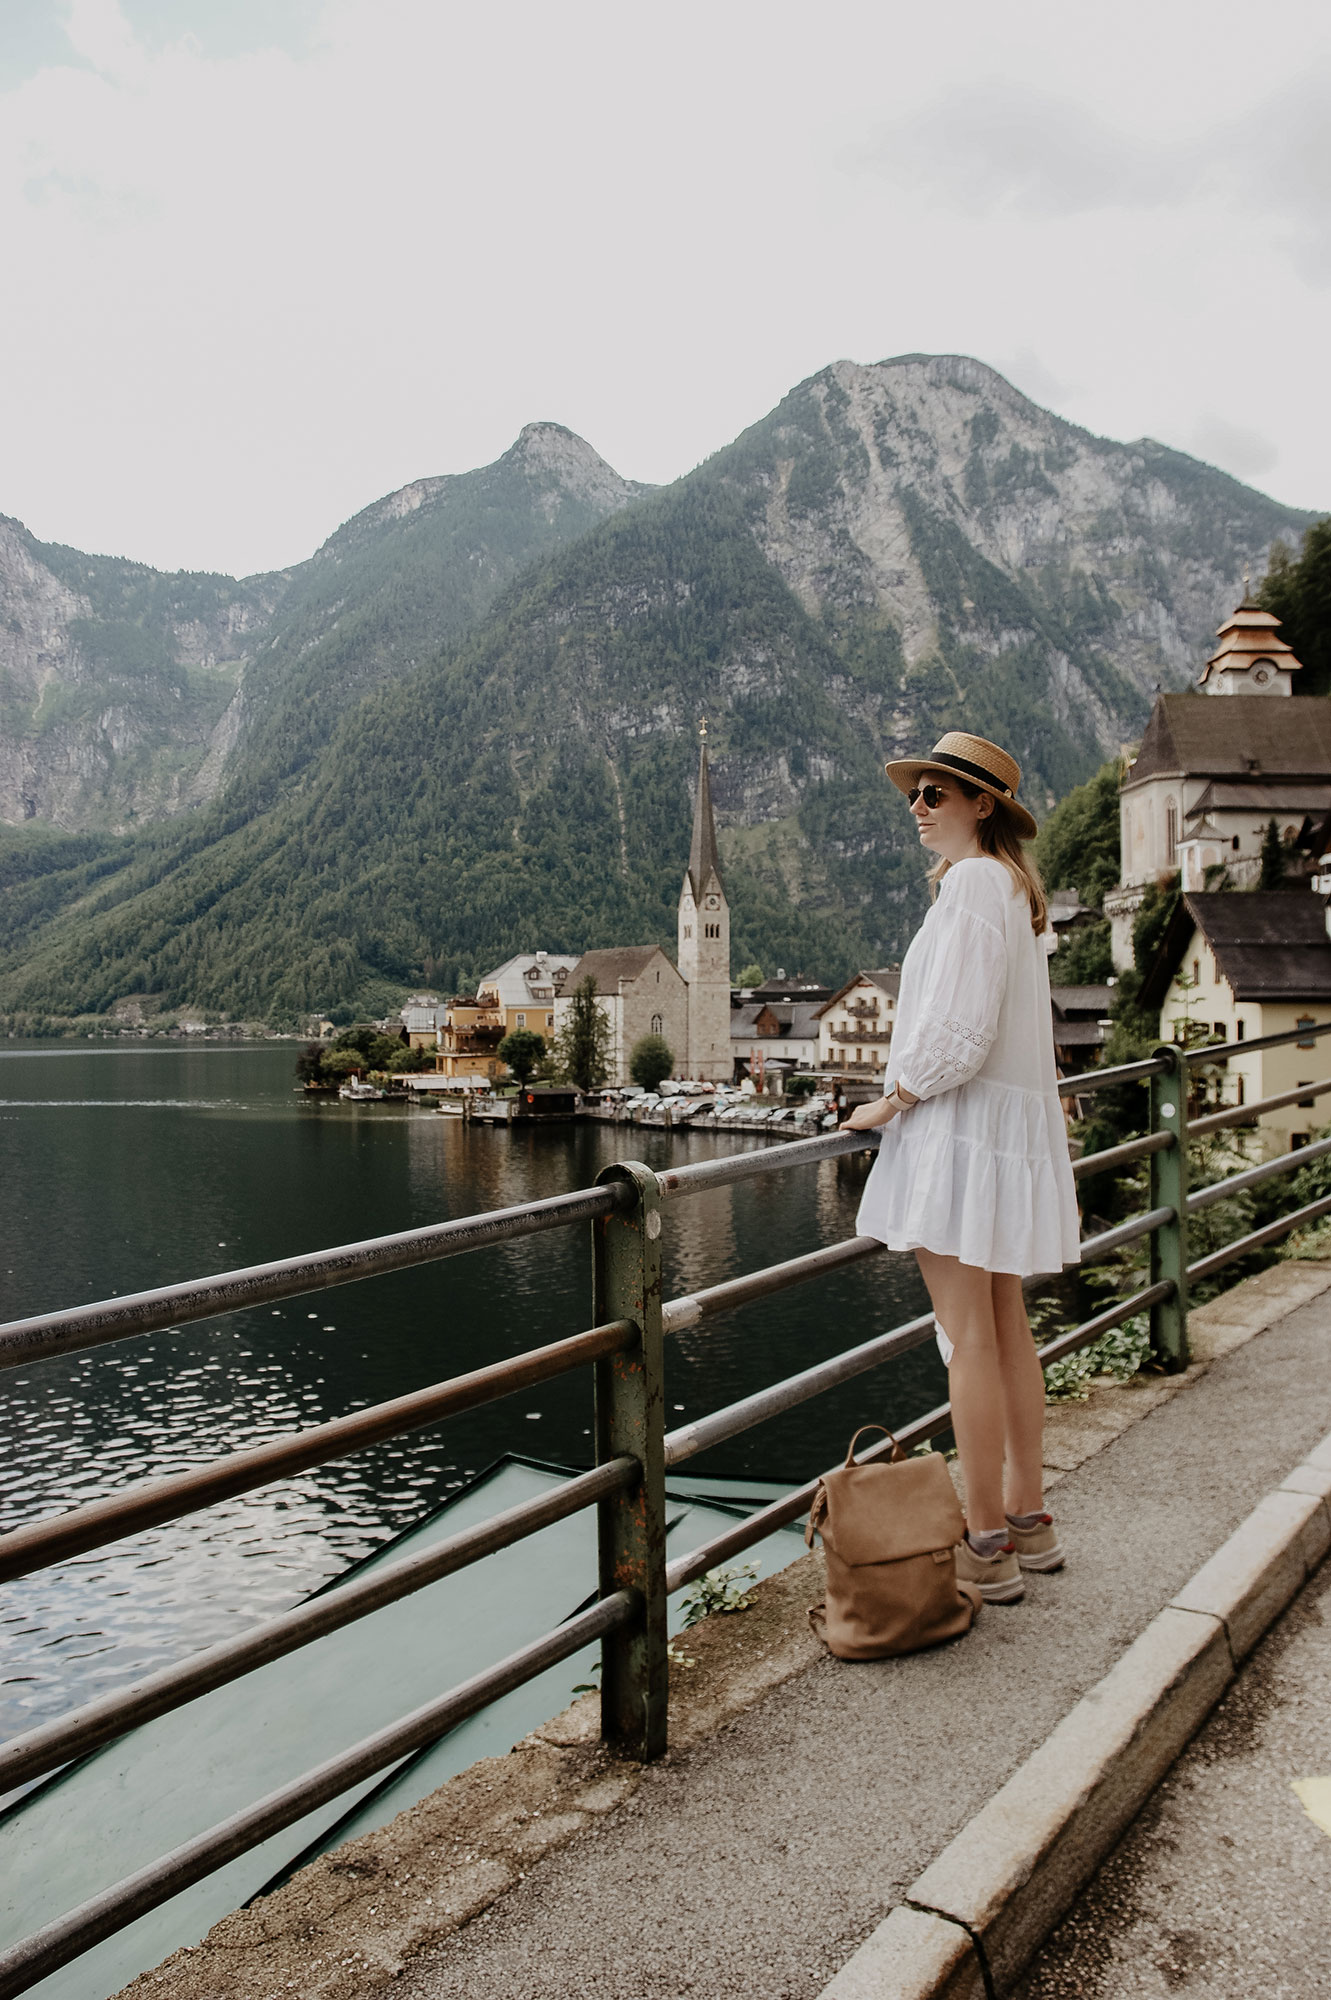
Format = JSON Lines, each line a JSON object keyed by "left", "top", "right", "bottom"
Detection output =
{"left": 592, "top": 1160, "right": 668, "bottom": 1760}
{"left": 1149, "top": 1045, "right": 1189, "bottom": 1369}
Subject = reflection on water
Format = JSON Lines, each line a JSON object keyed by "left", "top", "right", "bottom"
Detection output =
{"left": 0, "top": 1045, "right": 941, "bottom": 1740}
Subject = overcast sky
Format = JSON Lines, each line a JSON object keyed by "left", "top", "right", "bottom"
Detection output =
{"left": 3, "top": 0, "right": 1329, "bottom": 578}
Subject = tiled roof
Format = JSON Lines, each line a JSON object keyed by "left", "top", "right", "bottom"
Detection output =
{"left": 1142, "top": 892, "right": 1331, "bottom": 1006}
{"left": 814, "top": 968, "right": 902, "bottom": 1016}
{"left": 1126, "top": 696, "right": 1331, "bottom": 787}
{"left": 1049, "top": 985, "right": 1116, "bottom": 1015}
{"left": 1050, "top": 1019, "right": 1107, "bottom": 1046}
{"left": 730, "top": 1002, "right": 823, "bottom": 1040}
{"left": 567, "top": 947, "right": 666, "bottom": 992}
{"left": 1185, "top": 782, "right": 1331, "bottom": 818}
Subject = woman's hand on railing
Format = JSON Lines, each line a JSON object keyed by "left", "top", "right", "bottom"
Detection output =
{"left": 842, "top": 1095, "right": 899, "bottom": 1132}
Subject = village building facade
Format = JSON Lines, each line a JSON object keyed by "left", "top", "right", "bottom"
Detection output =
{"left": 554, "top": 946, "right": 689, "bottom": 1087}
{"left": 1142, "top": 892, "right": 1331, "bottom": 1156}
{"left": 814, "top": 970, "right": 901, "bottom": 1074}
{"left": 475, "top": 952, "right": 580, "bottom": 1038}
{"left": 434, "top": 994, "right": 508, "bottom": 1083}
{"left": 730, "top": 1000, "right": 823, "bottom": 1083}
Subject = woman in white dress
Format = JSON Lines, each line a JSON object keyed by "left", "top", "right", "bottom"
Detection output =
{"left": 844, "top": 733, "right": 1080, "bottom": 1603}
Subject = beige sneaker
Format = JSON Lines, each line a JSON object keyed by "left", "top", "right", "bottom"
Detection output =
{"left": 955, "top": 1536, "right": 1024, "bottom": 1603}
{"left": 1007, "top": 1513, "right": 1064, "bottom": 1573}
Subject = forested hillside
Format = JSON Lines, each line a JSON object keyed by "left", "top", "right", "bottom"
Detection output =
{"left": 0, "top": 355, "right": 1320, "bottom": 1025}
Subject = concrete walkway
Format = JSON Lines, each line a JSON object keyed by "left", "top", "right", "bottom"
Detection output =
{"left": 376, "top": 1268, "right": 1331, "bottom": 2000}
{"left": 1014, "top": 1527, "right": 1331, "bottom": 1998}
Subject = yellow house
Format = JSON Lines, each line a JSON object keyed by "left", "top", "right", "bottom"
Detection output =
{"left": 1143, "top": 892, "right": 1331, "bottom": 1155}
{"left": 474, "top": 953, "right": 580, "bottom": 1041}
{"left": 436, "top": 995, "right": 507, "bottom": 1083}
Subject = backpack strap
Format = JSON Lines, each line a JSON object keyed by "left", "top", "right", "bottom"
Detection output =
{"left": 805, "top": 1481, "right": 829, "bottom": 1547}
{"left": 844, "top": 1424, "right": 904, "bottom": 1467}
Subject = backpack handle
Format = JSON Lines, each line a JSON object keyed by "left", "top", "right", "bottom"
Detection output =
{"left": 844, "top": 1423, "right": 903, "bottom": 1467}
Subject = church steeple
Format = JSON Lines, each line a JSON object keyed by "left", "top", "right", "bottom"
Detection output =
{"left": 687, "top": 722, "right": 724, "bottom": 900}
{"left": 1199, "top": 597, "right": 1303, "bottom": 695}
{"left": 677, "top": 721, "right": 731, "bottom": 1082}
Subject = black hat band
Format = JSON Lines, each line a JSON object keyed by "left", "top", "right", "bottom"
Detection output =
{"left": 925, "top": 751, "right": 1014, "bottom": 797}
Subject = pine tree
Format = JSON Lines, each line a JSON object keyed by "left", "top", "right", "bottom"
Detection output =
{"left": 1258, "top": 817, "right": 1286, "bottom": 891}
{"left": 553, "top": 977, "right": 613, "bottom": 1091}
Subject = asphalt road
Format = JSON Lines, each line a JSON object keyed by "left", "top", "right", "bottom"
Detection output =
{"left": 382, "top": 1290, "right": 1331, "bottom": 2000}
{"left": 1015, "top": 1551, "right": 1331, "bottom": 1999}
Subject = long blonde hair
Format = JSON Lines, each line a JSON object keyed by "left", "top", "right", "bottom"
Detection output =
{"left": 926, "top": 778, "right": 1048, "bottom": 935}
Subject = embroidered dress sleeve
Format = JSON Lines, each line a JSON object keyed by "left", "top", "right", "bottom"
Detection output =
{"left": 893, "top": 864, "right": 1009, "bottom": 1100}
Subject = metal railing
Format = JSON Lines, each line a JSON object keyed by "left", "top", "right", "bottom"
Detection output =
{"left": 2, "top": 1022, "right": 1330, "bottom": 1995}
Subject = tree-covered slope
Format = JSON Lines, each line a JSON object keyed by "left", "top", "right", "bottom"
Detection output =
{"left": 0, "top": 356, "right": 1319, "bottom": 1022}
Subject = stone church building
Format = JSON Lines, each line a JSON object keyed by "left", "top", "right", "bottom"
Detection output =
{"left": 1104, "top": 597, "right": 1331, "bottom": 969}
{"left": 554, "top": 734, "right": 733, "bottom": 1084}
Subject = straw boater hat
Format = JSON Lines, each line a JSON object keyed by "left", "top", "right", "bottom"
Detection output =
{"left": 884, "top": 732, "right": 1037, "bottom": 840}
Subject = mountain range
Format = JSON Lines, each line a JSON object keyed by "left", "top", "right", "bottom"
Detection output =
{"left": 0, "top": 354, "right": 1319, "bottom": 1024}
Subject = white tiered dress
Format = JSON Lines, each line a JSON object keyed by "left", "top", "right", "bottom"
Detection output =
{"left": 855, "top": 856, "right": 1080, "bottom": 1277}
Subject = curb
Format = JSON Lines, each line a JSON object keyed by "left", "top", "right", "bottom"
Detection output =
{"left": 819, "top": 1424, "right": 1331, "bottom": 2000}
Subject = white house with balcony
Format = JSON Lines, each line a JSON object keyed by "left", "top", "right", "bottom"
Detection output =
{"left": 814, "top": 970, "right": 901, "bottom": 1075}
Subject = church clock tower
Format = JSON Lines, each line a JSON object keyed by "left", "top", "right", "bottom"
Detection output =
{"left": 677, "top": 723, "right": 732, "bottom": 1082}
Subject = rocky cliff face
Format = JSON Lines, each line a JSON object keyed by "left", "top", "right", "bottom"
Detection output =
{"left": 0, "top": 518, "right": 275, "bottom": 830}
{"left": 707, "top": 354, "right": 1313, "bottom": 808}
{"left": 0, "top": 425, "right": 648, "bottom": 832}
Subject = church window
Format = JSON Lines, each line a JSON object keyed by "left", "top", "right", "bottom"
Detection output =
{"left": 651, "top": 1014, "right": 663, "bottom": 1034}
{"left": 683, "top": 925, "right": 692, "bottom": 939}
{"left": 1165, "top": 799, "right": 1178, "bottom": 867}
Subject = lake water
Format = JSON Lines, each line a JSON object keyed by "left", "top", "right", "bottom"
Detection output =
{"left": 0, "top": 1042, "right": 941, "bottom": 1741}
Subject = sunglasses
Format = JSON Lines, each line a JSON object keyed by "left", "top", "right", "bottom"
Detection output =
{"left": 907, "top": 784, "right": 949, "bottom": 809}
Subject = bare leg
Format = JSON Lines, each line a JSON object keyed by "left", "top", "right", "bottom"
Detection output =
{"left": 992, "top": 1273, "right": 1046, "bottom": 1517}
{"left": 915, "top": 1249, "right": 1006, "bottom": 1532}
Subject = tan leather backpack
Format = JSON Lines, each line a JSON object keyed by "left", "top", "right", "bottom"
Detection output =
{"left": 806, "top": 1426, "right": 981, "bottom": 1659}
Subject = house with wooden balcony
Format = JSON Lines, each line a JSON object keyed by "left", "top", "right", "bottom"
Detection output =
{"left": 436, "top": 995, "right": 508, "bottom": 1083}
{"left": 814, "top": 970, "right": 901, "bottom": 1074}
